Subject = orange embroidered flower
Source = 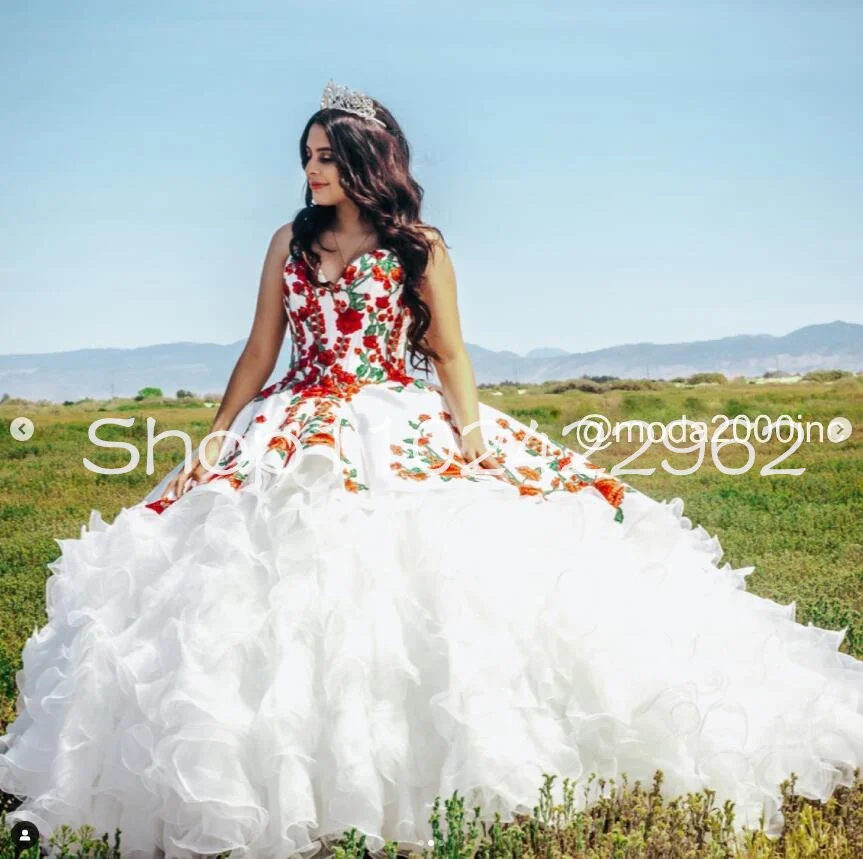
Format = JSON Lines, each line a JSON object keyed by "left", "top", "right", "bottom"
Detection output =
{"left": 519, "top": 484, "right": 544, "bottom": 497}
{"left": 390, "top": 444, "right": 404, "bottom": 455}
{"left": 593, "top": 476, "right": 626, "bottom": 507}
{"left": 214, "top": 471, "right": 245, "bottom": 490}
{"left": 434, "top": 461, "right": 468, "bottom": 478}
{"left": 516, "top": 466, "right": 542, "bottom": 482}
{"left": 305, "top": 432, "right": 336, "bottom": 448}
{"left": 344, "top": 478, "right": 360, "bottom": 493}
{"left": 496, "top": 418, "right": 510, "bottom": 429}
{"left": 564, "top": 478, "right": 589, "bottom": 493}
{"left": 526, "top": 436, "right": 551, "bottom": 455}
{"left": 268, "top": 436, "right": 296, "bottom": 455}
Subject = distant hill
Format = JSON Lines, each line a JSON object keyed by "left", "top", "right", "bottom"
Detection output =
{"left": 1, "top": 321, "right": 861, "bottom": 402}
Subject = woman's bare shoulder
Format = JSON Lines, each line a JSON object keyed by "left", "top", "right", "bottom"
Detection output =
{"left": 416, "top": 223, "right": 450, "bottom": 264}
{"left": 272, "top": 222, "right": 294, "bottom": 250}
{"left": 417, "top": 222, "right": 443, "bottom": 241}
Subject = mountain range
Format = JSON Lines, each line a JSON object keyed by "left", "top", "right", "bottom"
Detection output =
{"left": 1, "top": 321, "right": 861, "bottom": 402}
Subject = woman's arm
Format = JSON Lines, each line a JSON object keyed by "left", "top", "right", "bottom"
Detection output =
{"left": 208, "top": 224, "right": 293, "bottom": 435}
{"left": 419, "top": 229, "right": 500, "bottom": 470}
{"left": 164, "top": 224, "right": 293, "bottom": 498}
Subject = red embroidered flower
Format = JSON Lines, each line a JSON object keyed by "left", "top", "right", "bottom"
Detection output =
{"left": 375, "top": 296, "right": 390, "bottom": 309}
{"left": 387, "top": 368, "right": 417, "bottom": 386}
{"left": 254, "top": 415, "right": 267, "bottom": 423}
{"left": 145, "top": 498, "right": 175, "bottom": 515}
{"left": 318, "top": 349, "right": 337, "bottom": 366}
{"left": 336, "top": 308, "right": 364, "bottom": 335}
{"left": 362, "top": 335, "right": 377, "bottom": 350}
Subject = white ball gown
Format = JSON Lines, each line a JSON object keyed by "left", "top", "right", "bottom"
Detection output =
{"left": 2, "top": 247, "right": 863, "bottom": 859}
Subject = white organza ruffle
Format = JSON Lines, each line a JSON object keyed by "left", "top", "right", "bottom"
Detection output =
{"left": 2, "top": 440, "right": 863, "bottom": 858}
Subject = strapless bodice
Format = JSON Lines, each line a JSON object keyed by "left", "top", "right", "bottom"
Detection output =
{"left": 254, "top": 248, "right": 424, "bottom": 401}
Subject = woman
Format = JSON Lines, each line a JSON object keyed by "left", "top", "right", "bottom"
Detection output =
{"left": 2, "top": 79, "right": 862, "bottom": 859}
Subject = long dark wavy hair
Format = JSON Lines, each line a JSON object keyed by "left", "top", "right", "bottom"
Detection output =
{"left": 289, "top": 96, "right": 445, "bottom": 376}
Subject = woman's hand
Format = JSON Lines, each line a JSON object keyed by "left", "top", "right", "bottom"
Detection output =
{"left": 163, "top": 436, "right": 224, "bottom": 501}
{"left": 458, "top": 428, "right": 504, "bottom": 476}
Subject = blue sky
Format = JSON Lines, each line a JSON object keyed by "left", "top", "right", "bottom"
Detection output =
{"left": 1, "top": 0, "right": 861, "bottom": 358}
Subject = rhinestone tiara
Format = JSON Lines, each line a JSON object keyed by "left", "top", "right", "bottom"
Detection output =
{"left": 319, "top": 79, "right": 386, "bottom": 127}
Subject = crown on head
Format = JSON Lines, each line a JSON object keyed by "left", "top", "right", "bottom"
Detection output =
{"left": 320, "top": 79, "right": 386, "bottom": 127}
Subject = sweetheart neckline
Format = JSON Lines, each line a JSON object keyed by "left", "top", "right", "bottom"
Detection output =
{"left": 298, "top": 247, "right": 397, "bottom": 288}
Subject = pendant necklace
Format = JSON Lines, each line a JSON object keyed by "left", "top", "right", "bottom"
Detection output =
{"left": 316, "top": 227, "right": 375, "bottom": 288}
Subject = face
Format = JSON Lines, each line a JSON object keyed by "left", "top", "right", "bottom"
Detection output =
{"left": 304, "top": 123, "right": 347, "bottom": 206}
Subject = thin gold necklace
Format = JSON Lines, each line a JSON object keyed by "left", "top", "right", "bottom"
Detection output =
{"left": 318, "top": 227, "right": 374, "bottom": 286}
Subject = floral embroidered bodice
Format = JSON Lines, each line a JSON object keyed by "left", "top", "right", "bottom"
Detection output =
{"left": 144, "top": 243, "right": 636, "bottom": 518}
{"left": 261, "top": 247, "right": 420, "bottom": 399}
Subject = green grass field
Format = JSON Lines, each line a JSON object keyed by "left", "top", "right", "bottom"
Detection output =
{"left": 1, "top": 376, "right": 862, "bottom": 855}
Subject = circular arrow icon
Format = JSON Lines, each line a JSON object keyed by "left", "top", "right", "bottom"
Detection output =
{"left": 827, "top": 417, "right": 852, "bottom": 443}
{"left": 10, "top": 417, "right": 34, "bottom": 442}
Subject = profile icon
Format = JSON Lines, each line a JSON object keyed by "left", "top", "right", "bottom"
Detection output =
{"left": 10, "top": 820, "right": 41, "bottom": 855}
